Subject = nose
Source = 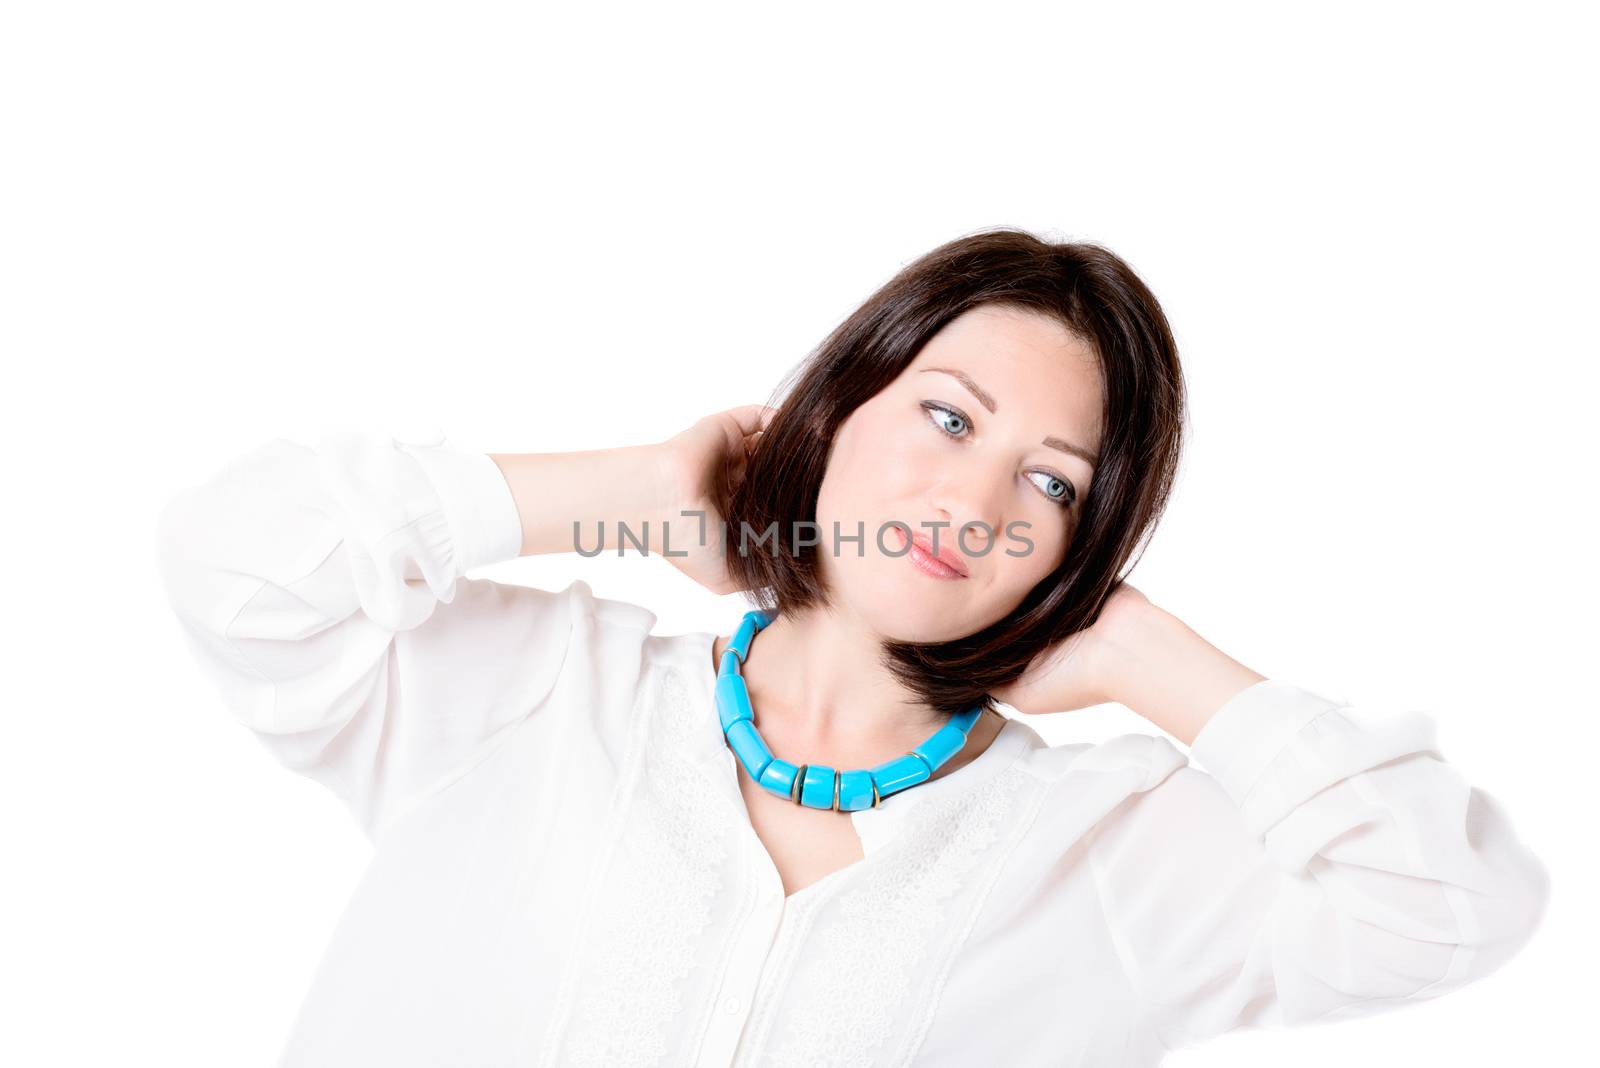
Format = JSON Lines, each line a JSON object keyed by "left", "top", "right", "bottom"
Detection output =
{"left": 925, "top": 458, "right": 1007, "bottom": 559}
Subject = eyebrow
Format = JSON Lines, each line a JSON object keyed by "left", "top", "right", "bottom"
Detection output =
{"left": 919, "top": 366, "right": 1100, "bottom": 468}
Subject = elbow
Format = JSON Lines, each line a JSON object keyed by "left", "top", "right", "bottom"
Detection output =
{"left": 1451, "top": 798, "right": 1552, "bottom": 985}
{"left": 1478, "top": 844, "right": 1551, "bottom": 969}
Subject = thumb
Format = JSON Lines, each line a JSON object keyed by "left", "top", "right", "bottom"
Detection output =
{"left": 725, "top": 404, "right": 779, "bottom": 436}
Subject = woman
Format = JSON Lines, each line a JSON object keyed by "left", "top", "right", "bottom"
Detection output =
{"left": 156, "top": 228, "right": 1550, "bottom": 1066}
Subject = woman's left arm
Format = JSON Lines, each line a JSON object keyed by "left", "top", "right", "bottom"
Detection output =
{"left": 997, "top": 589, "right": 1553, "bottom": 1051}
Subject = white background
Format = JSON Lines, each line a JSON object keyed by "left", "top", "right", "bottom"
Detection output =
{"left": 3, "top": 1, "right": 1593, "bottom": 1065}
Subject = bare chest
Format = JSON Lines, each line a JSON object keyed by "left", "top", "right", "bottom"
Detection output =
{"left": 735, "top": 766, "right": 866, "bottom": 898}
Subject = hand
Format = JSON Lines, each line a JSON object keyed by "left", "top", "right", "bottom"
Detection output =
{"left": 655, "top": 403, "right": 779, "bottom": 596}
{"left": 990, "top": 582, "right": 1154, "bottom": 715}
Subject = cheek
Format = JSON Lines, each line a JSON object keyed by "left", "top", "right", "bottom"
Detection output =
{"left": 823, "top": 409, "right": 927, "bottom": 503}
{"left": 990, "top": 516, "right": 1070, "bottom": 587}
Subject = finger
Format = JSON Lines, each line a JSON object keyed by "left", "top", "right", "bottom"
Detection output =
{"left": 725, "top": 404, "right": 779, "bottom": 435}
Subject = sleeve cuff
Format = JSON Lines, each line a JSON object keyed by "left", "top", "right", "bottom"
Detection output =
{"left": 1187, "top": 678, "right": 1346, "bottom": 810}
{"left": 397, "top": 435, "right": 525, "bottom": 573}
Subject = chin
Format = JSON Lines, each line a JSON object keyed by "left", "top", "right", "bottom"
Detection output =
{"left": 889, "top": 621, "right": 970, "bottom": 645}
{"left": 857, "top": 593, "right": 974, "bottom": 645}
{"left": 827, "top": 559, "right": 974, "bottom": 641}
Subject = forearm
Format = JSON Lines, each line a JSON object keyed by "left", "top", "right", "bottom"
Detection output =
{"left": 487, "top": 444, "right": 680, "bottom": 558}
{"left": 1095, "top": 603, "right": 1267, "bottom": 746}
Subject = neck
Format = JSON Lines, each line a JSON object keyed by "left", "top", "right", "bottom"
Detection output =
{"left": 736, "top": 605, "right": 950, "bottom": 759}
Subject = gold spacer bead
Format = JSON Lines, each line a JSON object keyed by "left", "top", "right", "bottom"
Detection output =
{"left": 792, "top": 764, "right": 807, "bottom": 804}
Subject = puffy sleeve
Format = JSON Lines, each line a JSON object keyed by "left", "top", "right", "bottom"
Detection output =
{"left": 1086, "top": 678, "right": 1551, "bottom": 1053}
{"left": 155, "top": 428, "right": 595, "bottom": 842}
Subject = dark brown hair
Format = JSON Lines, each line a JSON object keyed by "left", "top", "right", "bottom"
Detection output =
{"left": 721, "top": 227, "right": 1187, "bottom": 719}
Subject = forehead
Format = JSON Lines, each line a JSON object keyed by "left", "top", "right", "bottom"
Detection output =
{"left": 915, "top": 304, "right": 1093, "bottom": 370}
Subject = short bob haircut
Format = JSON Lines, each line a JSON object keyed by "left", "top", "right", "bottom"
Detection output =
{"left": 720, "top": 227, "right": 1187, "bottom": 720}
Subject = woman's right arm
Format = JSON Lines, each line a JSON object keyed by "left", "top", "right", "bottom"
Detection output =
{"left": 487, "top": 442, "right": 682, "bottom": 557}
{"left": 155, "top": 428, "right": 678, "bottom": 840}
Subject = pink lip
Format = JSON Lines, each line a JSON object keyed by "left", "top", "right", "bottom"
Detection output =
{"left": 894, "top": 527, "right": 969, "bottom": 580}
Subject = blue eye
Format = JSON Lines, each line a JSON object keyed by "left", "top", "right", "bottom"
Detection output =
{"left": 922, "top": 401, "right": 1077, "bottom": 509}
{"left": 923, "top": 402, "right": 970, "bottom": 438}
{"left": 1029, "top": 471, "right": 1076, "bottom": 507}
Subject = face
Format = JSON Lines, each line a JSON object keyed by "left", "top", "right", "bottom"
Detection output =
{"left": 813, "top": 304, "right": 1105, "bottom": 643}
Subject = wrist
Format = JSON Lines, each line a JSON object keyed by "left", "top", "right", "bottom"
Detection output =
{"left": 1095, "top": 603, "right": 1266, "bottom": 746}
{"left": 648, "top": 442, "right": 714, "bottom": 549}
{"left": 1091, "top": 600, "right": 1181, "bottom": 705}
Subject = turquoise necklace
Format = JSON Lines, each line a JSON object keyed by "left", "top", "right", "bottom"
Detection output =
{"left": 714, "top": 608, "right": 986, "bottom": 811}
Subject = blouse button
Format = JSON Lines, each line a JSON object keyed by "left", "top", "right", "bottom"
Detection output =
{"left": 722, "top": 996, "right": 742, "bottom": 1015}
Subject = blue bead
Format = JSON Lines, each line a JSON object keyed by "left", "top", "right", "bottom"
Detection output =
{"left": 757, "top": 757, "right": 800, "bottom": 799}
{"left": 799, "top": 765, "right": 838, "bottom": 809}
{"left": 717, "top": 650, "right": 742, "bottom": 677}
{"left": 725, "top": 719, "right": 773, "bottom": 779}
{"left": 753, "top": 607, "right": 778, "bottom": 629}
{"left": 912, "top": 722, "right": 966, "bottom": 771}
{"left": 837, "top": 769, "right": 876, "bottom": 811}
{"left": 873, "top": 753, "right": 932, "bottom": 797}
{"left": 715, "top": 672, "right": 752, "bottom": 732}
{"left": 951, "top": 704, "right": 984, "bottom": 732}
{"left": 728, "top": 614, "right": 760, "bottom": 663}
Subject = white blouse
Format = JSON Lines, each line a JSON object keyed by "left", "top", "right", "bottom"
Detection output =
{"left": 155, "top": 428, "right": 1551, "bottom": 1067}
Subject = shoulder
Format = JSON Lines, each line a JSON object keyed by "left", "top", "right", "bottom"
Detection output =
{"left": 537, "top": 578, "right": 660, "bottom": 682}
{"left": 1002, "top": 722, "right": 1265, "bottom": 888}
{"left": 1011, "top": 719, "right": 1191, "bottom": 794}
{"left": 425, "top": 574, "right": 657, "bottom": 644}
{"left": 403, "top": 576, "right": 661, "bottom": 702}
{"left": 1006, "top": 719, "right": 1237, "bottom": 849}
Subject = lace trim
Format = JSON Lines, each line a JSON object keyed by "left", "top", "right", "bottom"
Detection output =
{"left": 741, "top": 761, "right": 1035, "bottom": 1067}
{"left": 548, "top": 661, "right": 731, "bottom": 1067}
